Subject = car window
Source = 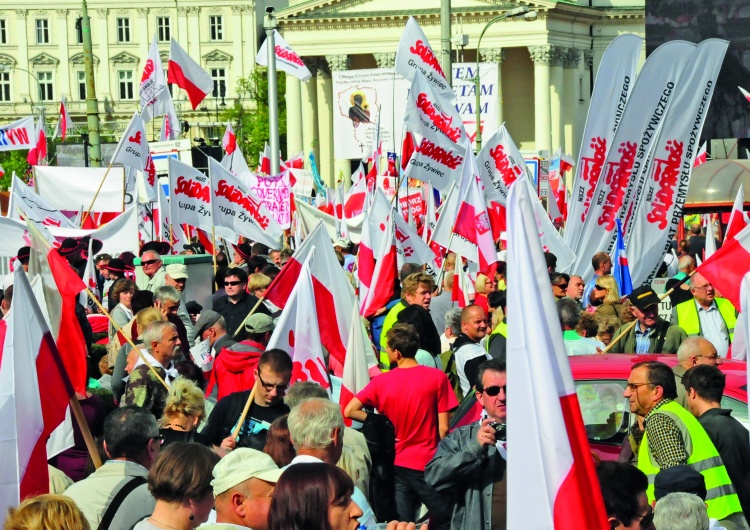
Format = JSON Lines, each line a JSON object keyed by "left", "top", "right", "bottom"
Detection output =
{"left": 721, "top": 395, "right": 749, "bottom": 431}
{"left": 575, "top": 381, "right": 630, "bottom": 444}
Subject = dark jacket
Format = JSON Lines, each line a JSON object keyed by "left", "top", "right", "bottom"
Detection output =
{"left": 608, "top": 318, "right": 686, "bottom": 354}
{"left": 212, "top": 292, "right": 271, "bottom": 338}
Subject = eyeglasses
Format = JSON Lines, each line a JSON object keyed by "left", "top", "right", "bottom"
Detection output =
{"left": 224, "top": 280, "right": 244, "bottom": 286}
{"left": 696, "top": 354, "right": 719, "bottom": 361}
{"left": 141, "top": 259, "right": 160, "bottom": 266}
{"left": 150, "top": 434, "right": 165, "bottom": 446}
{"left": 257, "top": 371, "right": 289, "bottom": 393}
{"left": 692, "top": 284, "right": 713, "bottom": 291}
{"left": 635, "top": 504, "right": 654, "bottom": 530}
{"left": 482, "top": 385, "right": 506, "bottom": 397}
{"left": 626, "top": 382, "right": 653, "bottom": 391}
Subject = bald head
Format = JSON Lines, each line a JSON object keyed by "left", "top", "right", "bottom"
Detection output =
{"left": 460, "top": 305, "right": 487, "bottom": 341}
{"left": 677, "top": 337, "right": 721, "bottom": 368}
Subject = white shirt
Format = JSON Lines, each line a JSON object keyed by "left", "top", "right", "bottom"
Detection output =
{"left": 696, "top": 300, "right": 730, "bottom": 359}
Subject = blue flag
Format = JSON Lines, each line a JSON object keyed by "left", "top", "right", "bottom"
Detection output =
{"left": 613, "top": 219, "right": 633, "bottom": 297}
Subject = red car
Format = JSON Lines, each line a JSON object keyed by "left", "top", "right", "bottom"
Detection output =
{"left": 570, "top": 354, "right": 748, "bottom": 461}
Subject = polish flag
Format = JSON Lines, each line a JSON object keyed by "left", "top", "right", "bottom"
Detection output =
{"left": 264, "top": 222, "right": 356, "bottom": 366}
{"left": 140, "top": 36, "right": 168, "bottom": 121}
{"left": 0, "top": 266, "right": 74, "bottom": 514}
{"left": 79, "top": 237, "right": 100, "bottom": 308}
{"left": 454, "top": 176, "right": 498, "bottom": 276}
{"left": 704, "top": 214, "right": 717, "bottom": 260}
{"left": 26, "top": 119, "right": 47, "bottom": 166}
{"left": 339, "top": 301, "right": 372, "bottom": 426}
{"left": 159, "top": 92, "right": 181, "bottom": 141}
{"left": 386, "top": 152, "right": 398, "bottom": 177}
{"left": 111, "top": 112, "right": 149, "bottom": 172}
{"left": 451, "top": 258, "right": 470, "bottom": 307}
{"left": 360, "top": 212, "right": 397, "bottom": 318}
{"left": 343, "top": 174, "right": 367, "bottom": 218}
{"left": 697, "top": 223, "right": 750, "bottom": 309}
{"left": 285, "top": 152, "right": 305, "bottom": 170}
{"left": 168, "top": 38, "right": 213, "bottom": 110}
{"left": 56, "top": 96, "right": 74, "bottom": 141}
{"left": 505, "top": 178, "right": 609, "bottom": 530}
{"left": 725, "top": 185, "right": 748, "bottom": 242}
{"left": 740, "top": 86, "right": 750, "bottom": 104}
{"left": 259, "top": 143, "right": 272, "bottom": 175}
{"left": 357, "top": 189, "right": 393, "bottom": 305}
{"left": 694, "top": 142, "right": 708, "bottom": 167}
{"left": 401, "top": 130, "right": 416, "bottom": 171}
{"left": 222, "top": 123, "right": 237, "bottom": 155}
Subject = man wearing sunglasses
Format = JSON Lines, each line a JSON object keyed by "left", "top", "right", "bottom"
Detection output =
{"left": 624, "top": 361, "right": 744, "bottom": 525}
{"left": 137, "top": 244, "right": 169, "bottom": 292}
{"left": 213, "top": 268, "right": 272, "bottom": 338}
{"left": 425, "top": 359, "right": 507, "bottom": 530}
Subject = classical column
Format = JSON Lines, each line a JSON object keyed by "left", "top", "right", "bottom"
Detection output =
{"left": 176, "top": 7, "right": 188, "bottom": 49}
{"left": 95, "top": 9, "right": 111, "bottom": 101}
{"left": 327, "top": 54, "right": 351, "bottom": 187}
{"left": 230, "top": 6, "right": 246, "bottom": 79}
{"left": 315, "top": 59, "right": 334, "bottom": 187}
{"left": 187, "top": 8, "right": 201, "bottom": 59}
{"left": 285, "top": 74, "right": 303, "bottom": 159}
{"left": 300, "top": 58, "right": 319, "bottom": 177}
{"left": 56, "top": 10, "right": 70, "bottom": 97}
{"left": 15, "top": 10, "right": 30, "bottom": 105}
{"left": 480, "top": 48, "right": 505, "bottom": 131}
{"left": 373, "top": 52, "right": 396, "bottom": 69}
{"left": 529, "top": 45, "right": 552, "bottom": 155}
{"left": 549, "top": 45, "right": 565, "bottom": 154}
{"left": 137, "top": 9, "right": 150, "bottom": 70}
{"left": 563, "top": 47, "right": 581, "bottom": 162}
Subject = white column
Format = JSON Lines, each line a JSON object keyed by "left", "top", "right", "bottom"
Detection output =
{"left": 230, "top": 6, "right": 246, "bottom": 80}
{"left": 96, "top": 9, "right": 111, "bottom": 101}
{"left": 15, "top": 10, "right": 31, "bottom": 107}
{"left": 577, "top": 50, "right": 594, "bottom": 160}
{"left": 563, "top": 48, "right": 581, "bottom": 161}
{"left": 285, "top": 75, "right": 303, "bottom": 158}
{"left": 480, "top": 48, "right": 504, "bottom": 131}
{"left": 327, "top": 54, "right": 351, "bottom": 187}
{"left": 56, "top": 10, "right": 70, "bottom": 97}
{"left": 529, "top": 45, "right": 552, "bottom": 156}
{"left": 300, "top": 59, "right": 319, "bottom": 174}
{"left": 316, "top": 65, "right": 334, "bottom": 188}
{"left": 549, "top": 46, "right": 565, "bottom": 153}
{"left": 187, "top": 8, "right": 201, "bottom": 59}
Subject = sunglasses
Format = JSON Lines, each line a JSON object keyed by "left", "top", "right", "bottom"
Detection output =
{"left": 141, "top": 259, "right": 160, "bottom": 266}
{"left": 482, "top": 385, "right": 506, "bottom": 397}
{"left": 636, "top": 505, "right": 654, "bottom": 530}
{"left": 594, "top": 285, "right": 606, "bottom": 291}
{"left": 224, "top": 280, "right": 245, "bottom": 286}
{"left": 555, "top": 283, "right": 568, "bottom": 290}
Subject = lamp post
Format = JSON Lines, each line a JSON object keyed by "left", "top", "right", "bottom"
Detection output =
{"left": 265, "top": 7, "right": 280, "bottom": 176}
{"left": 473, "top": 6, "right": 535, "bottom": 152}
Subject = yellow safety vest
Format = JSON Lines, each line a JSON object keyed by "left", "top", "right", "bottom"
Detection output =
{"left": 676, "top": 298, "right": 736, "bottom": 342}
{"left": 486, "top": 321, "right": 507, "bottom": 352}
{"left": 638, "top": 401, "right": 743, "bottom": 520}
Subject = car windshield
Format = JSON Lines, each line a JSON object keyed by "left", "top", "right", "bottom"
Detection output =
{"left": 576, "top": 381, "right": 630, "bottom": 443}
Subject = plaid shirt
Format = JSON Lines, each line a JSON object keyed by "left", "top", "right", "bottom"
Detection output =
{"left": 644, "top": 399, "right": 689, "bottom": 469}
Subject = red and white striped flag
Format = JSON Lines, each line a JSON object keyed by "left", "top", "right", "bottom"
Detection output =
{"left": 159, "top": 92, "right": 181, "bottom": 141}
{"left": 454, "top": 174, "right": 498, "bottom": 276}
{"left": 359, "top": 212, "right": 397, "bottom": 318}
{"left": 451, "top": 256, "right": 470, "bottom": 307}
{"left": 53, "top": 95, "right": 75, "bottom": 141}
{"left": 506, "top": 178, "right": 609, "bottom": 529}
{"left": 725, "top": 185, "right": 748, "bottom": 242}
{"left": 168, "top": 38, "right": 213, "bottom": 110}
{"left": 343, "top": 174, "right": 367, "bottom": 218}
{"left": 26, "top": 118, "right": 47, "bottom": 166}
{"left": 357, "top": 189, "right": 393, "bottom": 304}
{"left": 697, "top": 223, "right": 750, "bottom": 309}
{"left": 694, "top": 141, "right": 708, "bottom": 167}
{"left": 258, "top": 143, "right": 272, "bottom": 175}
{"left": 222, "top": 123, "right": 237, "bottom": 155}
{"left": 739, "top": 86, "right": 750, "bottom": 104}
{"left": 339, "top": 300, "right": 372, "bottom": 426}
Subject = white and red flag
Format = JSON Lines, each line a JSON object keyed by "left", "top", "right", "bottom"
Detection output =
{"left": 140, "top": 36, "right": 168, "bottom": 121}
{"left": 159, "top": 92, "right": 181, "bottom": 141}
{"left": 506, "top": 178, "right": 609, "bottom": 530}
{"left": 168, "top": 157, "right": 213, "bottom": 232}
{"left": 48, "top": 206, "right": 140, "bottom": 257}
{"left": 454, "top": 172, "right": 498, "bottom": 276}
{"left": 53, "top": 95, "right": 75, "bottom": 141}
{"left": 451, "top": 256, "right": 471, "bottom": 308}
{"left": 267, "top": 255, "right": 330, "bottom": 391}
{"left": 168, "top": 38, "right": 213, "bottom": 110}
{"left": 8, "top": 173, "right": 76, "bottom": 228}
{"left": 394, "top": 210, "right": 433, "bottom": 269}
{"left": 111, "top": 112, "right": 149, "bottom": 172}
{"left": 264, "top": 222, "right": 356, "bottom": 366}
{"left": 255, "top": 29, "right": 312, "bottom": 82}
{"left": 26, "top": 118, "right": 47, "bottom": 166}
{"left": 694, "top": 142, "right": 708, "bottom": 167}
{"left": 725, "top": 185, "right": 748, "bottom": 242}
{"left": 0, "top": 117, "right": 36, "bottom": 152}
{"left": 401, "top": 130, "right": 417, "bottom": 172}
{"left": 79, "top": 237, "right": 100, "bottom": 307}
{"left": 739, "top": 86, "right": 750, "bottom": 104}
{"left": 221, "top": 145, "right": 254, "bottom": 180}
{"left": 359, "top": 212, "right": 397, "bottom": 318}
{"left": 357, "top": 189, "right": 395, "bottom": 307}
{"left": 343, "top": 175, "right": 367, "bottom": 218}
{"left": 222, "top": 123, "right": 237, "bottom": 155}
{"left": 476, "top": 124, "right": 529, "bottom": 204}
{"left": 258, "top": 143, "right": 272, "bottom": 175}
{"left": 696, "top": 224, "right": 750, "bottom": 310}
{"left": 339, "top": 300, "right": 373, "bottom": 425}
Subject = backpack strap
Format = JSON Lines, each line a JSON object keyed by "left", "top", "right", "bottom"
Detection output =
{"left": 653, "top": 322, "right": 670, "bottom": 354}
{"left": 97, "top": 475, "right": 147, "bottom": 530}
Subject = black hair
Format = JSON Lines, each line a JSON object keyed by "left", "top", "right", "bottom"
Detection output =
{"left": 397, "top": 305, "right": 442, "bottom": 358}
{"left": 633, "top": 361, "right": 677, "bottom": 399}
{"left": 475, "top": 359, "right": 506, "bottom": 392}
{"left": 596, "top": 461, "right": 649, "bottom": 527}
{"left": 682, "top": 364, "right": 725, "bottom": 404}
{"left": 224, "top": 267, "right": 248, "bottom": 284}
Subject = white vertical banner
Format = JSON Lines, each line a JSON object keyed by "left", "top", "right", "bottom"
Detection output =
{"left": 476, "top": 124, "right": 530, "bottom": 204}
{"left": 452, "top": 63, "right": 499, "bottom": 150}
{"left": 168, "top": 158, "right": 213, "bottom": 232}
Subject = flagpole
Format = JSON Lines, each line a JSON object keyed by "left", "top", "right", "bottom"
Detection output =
{"left": 70, "top": 395, "right": 103, "bottom": 469}
{"left": 434, "top": 232, "right": 455, "bottom": 296}
{"left": 232, "top": 296, "right": 266, "bottom": 338}
{"left": 81, "top": 163, "right": 113, "bottom": 226}
{"left": 231, "top": 380, "right": 257, "bottom": 440}
{"left": 169, "top": 223, "right": 175, "bottom": 253}
{"left": 211, "top": 226, "right": 218, "bottom": 290}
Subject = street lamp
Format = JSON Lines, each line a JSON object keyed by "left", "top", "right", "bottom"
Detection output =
{"left": 473, "top": 6, "right": 536, "bottom": 151}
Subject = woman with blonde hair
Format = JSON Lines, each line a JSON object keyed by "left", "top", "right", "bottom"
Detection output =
{"left": 4, "top": 494, "right": 89, "bottom": 530}
{"left": 593, "top": 275, "right": 626, "bottom": 325}
{"left": 472, "top": 273, "right": 498, "bottom": 315}
{"left": 159, "top": 378, "right": 207, "bottom": 448}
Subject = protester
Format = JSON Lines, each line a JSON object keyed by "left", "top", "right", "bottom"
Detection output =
{"left": 550, "top": 272, "right": 569, "bottom": 301}
{"left": 583, "top": 252, "right": 612, "bottom": 308}
{"left": 64, "top": 407, "right": 160, "bottom": 529}
{"left": 673, "top": 337, "right": 721, "bottom": 407}
{"left": 212, "top": 268, "right": 271, "bottom": 337}
{"left": 596, "top": 317, "right": 619, "bottom": 346}
{"left": 109, "top": 279, "right": 137, "bottom": 339}
{"left": 4, "top": 494, "right": 90, "bottom": 530}
{"left": 269, "top": 249, "right": 282, "bottom": 267}
{"left": 593, "top": 274, "right": 625, "bottom": 325}
{"left": 263, "top": 415, "right": 296, "bottom": 468}
{"left": 133, "top": 442, "right": 220, "bottom": 530}
{"left": 111, "top": 307, "right": 165, "bottom": 401}
{"left": 103, "top": 259, "right": 129, "bottom": 311}
{"left": 453, "top": 305, "right": 490, "bottom": 397}
{"left": 429, "top": 271, "right": 455, "bottom": 335}
{"left": 194, "top": 310, "right": 236, "bottom": 363}
{"left": 138, "top": 244, "right": 170, "bottom": 292}
{"left": 248, "top": 273, "right": 272, "bottom": 299}
{"left": 558, "top": 298, "right": 604, "bottom": 356}
{"left": 665, "top": 255, "right": 696, "bottom": 306}
{"left": 164, "top": 263, "right": 196, "bottom": 345}
{"left": 595, "top": 461, "right": 653, "bottom": 530}
{"left": 566, "top": 275, "right": 585, "bottom": 308}
{"left": 154, "top": 285, "right": 190, "bottom": 354}
{"left": 334, "top": 237, "right": 356, "bottom": 272}
{"left": 231, "top": 241, "right": 253, "bottom": 273}
{"left": 49, "top": 390, "right": 105, "bottom": 482}
{"left": 473, "top": 273, "right": 498, "bottom": 314}
{"left": 396, "top": 304, "right": 443, "bottom": 368}
{"left": 485, "top": 290, "right": 507, "bottom": 360}
{"left": 653, "top": 492, "right": 709, "bottom": 530}
{"left": 544, "top": 251, "right": 557, "bottom": 273}
{"left": 159, "top": 378, "right": 208, "bottom": 447}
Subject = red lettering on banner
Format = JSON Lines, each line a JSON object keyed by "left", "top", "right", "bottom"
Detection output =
{"left": 291, "top": 359, "right": 331, "bottom": 388}
{"left": 647, "top": 140, "right": 683, "bottom": 230}
{"left": 141, "top": 59, "right": 154, "bottom": 83}
{"left": 580, "top": 137, "right": 607, "bottom": 222}
{"left": 395, "top": 226, "right": 409, "bottom": 243}
{"left": 216, "top": 179, "right": 270, "bottom": 228}
{"left": 175, "top": 176, "right": 210, "bottom": 203}
{"left": 597, "top": 141, "right": 637, "bottom": 231}
{"left": 145, "top": 155, "right": 156, "bottom": 186}
{"left": 489, "top": 144, "right": 523, "bottom": 187}
{"left": 128, "top": 131, "right": 142, "bottom": 144}
{"left": 7, "top": 127, "right": 30, "bottom": 145}
{"left": 416, "top": 93, "right": 462, "bottom": 142}
{"left": 275, "top": 45, "right": 305, "bottom": 67}
{"left": 409, "top": 40, "right": 446, "bottom": 78}
{"left": 417, "top": 139, "right": 463, "bottom": 169}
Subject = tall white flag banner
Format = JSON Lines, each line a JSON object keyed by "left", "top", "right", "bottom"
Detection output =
{"left": 564, "top": 34, "right": 643, "bottom": 253}
{"left": 627, "top": 39, "right": 728, "bottom": 285}
{"left": 35, "top": 166, "right": 127, "bottom": 213}
{"left": 140, "top": 36, "right": 168, "bottom": 121}
{"left": 158, "top": 91, "right": 181, "bottom": 140}
{"left": 0, "top": 116, "right": 36, "bottom": 152}
{"left": 476, "top": 124, "right": 530, "bottom": 204}
{"left": 255, "top": 30, "right": 312, "bottom": 82}
{"left": 566, "top": 40, "right": 697, "bottom": 280}
{"left": 731, "top": 272, "right": 750, "bottom": 361}
{"left": 404, "top": 71, "right": 466, "bottom": 146}
{"left": 8, "top": 175, "right": 75, "bottom": 228}
{"left": 395, "top": 16, "right": 455, "bottom": 104}
{"left": 111, "top": 112, "right": 150, "bottom": 172}
{"left": 209, "top": 158, "right": 283, "bottom": 248}
{"left": 168, "top": 157, "right": 213, "bottom": 232}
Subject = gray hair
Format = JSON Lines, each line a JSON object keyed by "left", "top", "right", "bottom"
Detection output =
{"left": 287, "top": 397, "right": 343, "bottom": 450}
{"left": 284, "top": 381, "right": 328, "bottom": 409}
{"left": 653, "top": 492, "right": 709, "bottom": 530}
{"left": 104, "top": 406, "right": 159, "bottom": 459}
{"left": 141, "top": 250, "right": 161, "bottom": 262}
{"left": 678, "top": 255, "right": 695, "bottom": 272}
{"left": 142, "top": 321, "right": 177, "bottom": 352}
{"left": 154, "top": 285, "right": 181, "bottom": 304}
{"left": 445, "top": 307, "right": 462, "bottom": 335}
{"left": 557, "top": 298, "right": 581, "bottom": 330}
{"left": 677, "top": 337, "right": 712, "bottom": 363}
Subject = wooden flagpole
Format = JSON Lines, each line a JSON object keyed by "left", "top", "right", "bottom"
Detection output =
{"left": 231, "top": 381, "right": 258, "bottom": 440}
{"left": 81, "top": 163, "right": 114, "bottom": 226}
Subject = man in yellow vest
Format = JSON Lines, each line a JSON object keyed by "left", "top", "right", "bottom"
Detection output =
{"left": 675, "top": 273, "right": 736, "bottom": 359}
{"left": 624, "top": 361, "right": 746, "bottom": 527}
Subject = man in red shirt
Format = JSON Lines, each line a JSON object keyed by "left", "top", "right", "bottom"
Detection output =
{"left": 345, "top": 323, "right": 458, "bottom": 529}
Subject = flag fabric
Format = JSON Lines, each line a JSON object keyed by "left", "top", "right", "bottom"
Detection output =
{"left": 140, "top": 36, "right": 168, "bottom": 121}
{"left": 255, "top": 29, "right": 312, "bottom": 82}
{"left": 451, "top": 257, "right": 470, "bottom": 307}
{"left": 476, "top": 124, "right": 530, "bottom": 204}
{"left": 729, "top": 272, "right": 750, "bottom": 361}
{"left": 695, "top": 224, "right": 750, "bottom": 310}
{"left": 357, "top": 189, "right": 393, "bottom": 303}
{"left": 694, "top": 142, "right": 708, "bottom": 167}
{"left": 111, "top": 112, "right": 149, "bottom": 172}
{"left": 740, "top": 86, "right": 750, "bottom": 104}
{"left": 453, "top": 173, "right": 498, "bottom": 276}
{"left": 0, "top": 117, "right": 37, "bottom": 152}
{"left": 222, "top": 123, "right": 237, "bottom": 155}
{"left": 47, "top": 206, "right": 139, "bottom": 257}
{"left": 394, "top": 210, "right": 434, "bottom": 269}
{"left": 401, "top": 131, "right": 416, "bottom": 172}
{"left": 221, "top": 146, "right": 254, "bottom": 180}
{"left": 168, "top": 38, "right": 213, "bottom": 110}
{"left": 264, "top": 222, "right": 356, "bottom": 366}
{"left": 704, "top": 215, "right": 717, "bottom": 260}
{"left": 259, "top": 143, "right": 272, "bottom": 175}
{"left": 8, "top": 174, "right": 76, "bottom": 228}
{"left": 295, "top": 198, "right": 364, "bottom": 244}
{"left": 506, "top": 178, "right": 609, "bottom": 530}
{"left": 725, "top": 185, "right": 747, "bottom": 242}
{"left": 159, "top": 93, "right": 181, "bottom": 141}
{"left": 79, "top": 237, "right": 100, "bottom": 309}
{"left": 53, "top": 96, "right": 75, "bottom": 141}
{"left": 612, "top": 219, "right": 633, "bottom": 297}
{"left": 360, "top": 212, "right": 397, "bottom": 318}
{"left": 168, "top": 157, "right": 213, "bottom": 232}
{"left": 343, "top": 175, "right": 367, "bottom": 218}
{"left": 26, "top": 118, "right": 47, "bottom": 166}
{"left": 339, "top": 300, "right": 372, "bottom": 426}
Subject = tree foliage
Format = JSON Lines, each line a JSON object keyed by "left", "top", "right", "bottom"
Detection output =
{"left": 0, "top": 150, "right": 31, "bottom": 190}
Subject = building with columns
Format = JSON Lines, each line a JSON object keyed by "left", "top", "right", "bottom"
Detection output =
{"left": 278, "top": 0, "right": 645, "bottom": 186}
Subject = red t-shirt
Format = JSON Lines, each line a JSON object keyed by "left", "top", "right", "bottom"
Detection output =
{"left": 356, "top": 365, "right": 458, "bottom": 471}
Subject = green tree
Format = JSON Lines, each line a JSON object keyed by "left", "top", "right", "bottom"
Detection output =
{"left": 224, "top": 68, "right": 287, "bottom": 164}
{"left": 0, "top": 150, "right": 31, "bottom": 190}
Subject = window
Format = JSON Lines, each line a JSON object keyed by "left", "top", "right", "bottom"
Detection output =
{"left": 209, "top": 15, "right": 223, "bottom": 41}
{"left": 0, "top": 72, "right": 9, "bottom": 102}
{"left": 575, "top": 381, "right": 630, "bottom": 445}
{"left": 35, "top": 19, "right": 49, "bottom": 44}
{"left": 77, "top": 71, "right": 86, "bottom": 100}
{"left": 117, "top": 18, "right": 130, "bottom": 43}
{"left": 37, "top": 71, "right": 53, "bottom": 101}
{"left": 118, "top": 70, "right": 134, "bottom": 100}
{"left": 0, "top": 19, "right": 7, "bottom": 45}
{"left": 211, "top": 68, "right": 226, "bottom": 98}
{"left": 157, "top": 17, "right": 170, "bottom": 42}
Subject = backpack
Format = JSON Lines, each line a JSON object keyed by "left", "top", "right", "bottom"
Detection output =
{"left": 360, "top": 413, "right": 399, "bottom": 523}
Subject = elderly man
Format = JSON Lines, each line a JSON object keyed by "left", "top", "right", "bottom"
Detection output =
{"left": 453, "top": 305, "right": 490, "bottom": 397}
{"left": 124, "top": 321, "right": 181, "bottom": 418}
{"left": 558, "top": 298, "right": 604, "bottom": 356}
{"left": 137, "top": 243, "right": 169, "bottom": 292}
{"left": 164, "top": 263, "right": 195, "bottom": 343}
{"left": 195, "top": 310, "right": 236, "bottom": 361}
{"left": 566, "top": 275, "right": 585, "bottom": 308}
{"left": 623, "top": 361, "right": 743, "bottom": 524}
{"left": 203, "top": 448, "right": 282, "bottom": 530}
{"left": 425, "top": 359, "right": 508, "bottom": 530}
{"left": 665, "top": 255, "right": 696, "bottom": 306}
{"left": 213, "top": 268, "right": 271, "bottom": 338}
{"left": 675, "top": 272, "right": 737, "bottom": 359}
{"left": 608, "top": 285, "right": 686, "bottom": 354}
{"left": 154, "top": 285, "right": 190, "bottom": 355}
{"left": 64, "top": 407, "right": 160, "bottom": 529}
{"left": 672, "top": 337, "right": 721, "bottom": 407}
{"left": 430, "top": 271, "right": 456, "bottom": 336}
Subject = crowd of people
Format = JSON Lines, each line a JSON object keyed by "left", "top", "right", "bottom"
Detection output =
{"left": 1, "top": 219, "right": 747, "bottom": 530}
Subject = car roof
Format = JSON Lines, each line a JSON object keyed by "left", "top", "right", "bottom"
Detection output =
{"left": 569, "top": 354, "right": 747, "bottom": 401}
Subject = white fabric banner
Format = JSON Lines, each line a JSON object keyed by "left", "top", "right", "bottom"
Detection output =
{"left": 476, "top": 124, "right": 530, "bottom": 204}
{"left": 111, "top": 112, "right": 149, "bottom": 172}
{"left": 8, "top": 175, "right": 75, "bottom": 228}
{"left": 168, "top": 158, "right": 213, "bottom": 232}
{"left": 140, "top": 36, "right": 168, "bottom": 121}
{"left": 34, "top": 166, "right": 126, "bottom": 212}
{"left": 0, "top": 116, "right": 35, "bottom": 152}
{"left": 627, "top": 39, "right": 728, "bottom": 285}
{"left": 566, "top": 40, "right": 697, "bottom": 280}
{"left": 295, "top": 199, "right": 363, "bottom": 244}
{"left": 452, "top": 63, "right": 499, "bottom": 150}
{"left": 247, "top": 171, "right": 292, "bottom": 230}
{"left": 48, "top": 206, "right": 139, "bottom": 256}
{"left": 255, "top": 30, "right": 312, "bottom": 82}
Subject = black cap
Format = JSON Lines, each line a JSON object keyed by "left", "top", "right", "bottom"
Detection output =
{"left": 627, "top": 284, "right": 661, "bottom": 311}
{"left": 654, "top": 465, "right": 707, "bottom": 501}
{"left": 232, "top": 241, "right": 253, "bottom": 262}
